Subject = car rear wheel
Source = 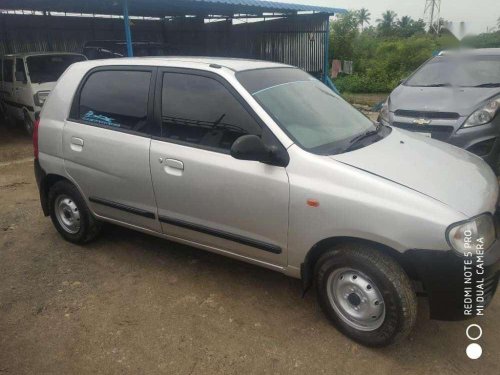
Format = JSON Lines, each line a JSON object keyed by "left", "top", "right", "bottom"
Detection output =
{"left": 48, "top": 180, "right": 101, "bottom": 244}
{"left": 314, "top": 244, "right": 417, "bottom": 347}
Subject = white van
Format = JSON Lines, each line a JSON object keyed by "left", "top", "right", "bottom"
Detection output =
{"left": 0, "top": 52, "right": 86, "bottom": 134}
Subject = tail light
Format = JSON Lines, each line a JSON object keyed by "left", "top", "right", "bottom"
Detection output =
{"left": 33, "top": 117, "right": 40, "bottom": 159}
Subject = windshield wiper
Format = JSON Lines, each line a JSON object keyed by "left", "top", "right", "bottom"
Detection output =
{"left": 344, "top": 123, "right": 382, "bottom": 152}
{"left": 473, "top": 83, "right": 500, "bottom": 88}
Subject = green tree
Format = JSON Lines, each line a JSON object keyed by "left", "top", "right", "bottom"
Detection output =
{"left": 398, "top": 15, "right": 412, "bottom": 29}
{"left": 330, "top": 11, "right": 359, "bottom": 60}
{"left": 377, "top": 10, "right": 397, "bottom": 36}
{"left": 357, "top": 8, "right": 371, "bottom": 30}
{"left": 396, "top": 16, "right": 426, "bottom": 37}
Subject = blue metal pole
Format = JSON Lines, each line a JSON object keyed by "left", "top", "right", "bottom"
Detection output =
{"left": 123, "top": 0, "right": 133, "bottom": 57}
{"left": 323, "top": 15, "right": 330, "bottom": 83}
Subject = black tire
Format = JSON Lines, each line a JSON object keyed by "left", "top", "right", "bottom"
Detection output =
{"left": 314, "top": 244, "right": 417, "bottom": 347}
{"left": 48, "top": 180, "right": 101, "bottom": 244}
{"left": 23, "top": 111, "right": 34, "bottom": 136}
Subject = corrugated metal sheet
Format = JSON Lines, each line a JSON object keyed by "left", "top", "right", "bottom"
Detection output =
{"left": 0, "top": 0, "right": 345, "bottom": 18}
{"left": 0, "top": 13, "right": 328, "bottom": 75}
{"left": 192, "top": 0, "right": 345, "bottom": 13}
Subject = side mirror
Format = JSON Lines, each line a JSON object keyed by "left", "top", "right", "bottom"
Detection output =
{"left": 15, "top": 71, "right": 27, "bottom": 83}
{"left": 231, "top": 134, "right": 272, "bottom": 163}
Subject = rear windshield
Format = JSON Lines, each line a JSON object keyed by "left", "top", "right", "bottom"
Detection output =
{"left": 405, "top": 54, "right": 500, "bottom": 87}
{"left": 26, "top": 54, "right": 86, "bottom": 83}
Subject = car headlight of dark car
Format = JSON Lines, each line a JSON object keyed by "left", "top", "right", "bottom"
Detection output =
{"left": 462, "top": 96, "right": 500, "bottom": 128}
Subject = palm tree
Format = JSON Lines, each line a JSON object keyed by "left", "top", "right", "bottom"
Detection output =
{"left": 398, "top": 15, "right": 413, "bottom": 29}
{"left": 377, "top": 10, "right": 397, "bottom": 28}
{"left": 357, "top": 8, "right": 371, "bottom": 30}
{"left": 377, "top": 10, "right": 397, "bottom": 36}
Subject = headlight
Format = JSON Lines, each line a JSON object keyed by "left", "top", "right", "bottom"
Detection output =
{"left": 447, "top": 214, "right": 496, "bottom": 255}
{"left": 34, "top": 91, "right": 50, "bottom": 107}
{"left": 462, "top": 97, "right": 500, "bottom": 128}
{"left": 379, "top": 98, "right": 390, "bottom": 123}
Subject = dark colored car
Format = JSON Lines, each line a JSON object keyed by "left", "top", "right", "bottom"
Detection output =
{"left": 379, "top": 48, "right": 500, "bottom": 174}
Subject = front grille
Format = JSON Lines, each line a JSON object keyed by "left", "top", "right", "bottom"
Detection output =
{"left": 392, "top": 122, "right": 454, "bottom": 141}
{"left": 395, "top": 109, "right": 460, "bottom": 120}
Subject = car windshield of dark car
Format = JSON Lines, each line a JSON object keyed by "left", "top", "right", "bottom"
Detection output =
{"left": 27, "top": 55, "right": 86, "bottom": 83}
{"left": 237, "top": 68, "right": 377, "bottom": 154}
{"left": 405, "top": 55, "right": 500, "bottom": 87}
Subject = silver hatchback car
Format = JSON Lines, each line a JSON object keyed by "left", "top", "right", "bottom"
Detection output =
{"left": 34, "top": 58, "right": 500, "bottom": 347}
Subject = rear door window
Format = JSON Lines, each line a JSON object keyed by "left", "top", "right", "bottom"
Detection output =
{"left": 77, "top": 70, "right": 153, "bottom": 135}
{"left": 160, "top": 72, "right": 262, "bottom": 152}
{"left": 3, "top": 59, "right": 13, "bottom": 83}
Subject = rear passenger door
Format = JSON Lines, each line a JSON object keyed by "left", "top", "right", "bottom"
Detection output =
{"left": 63, "top": 67, "right": 161, "bottom": 232}
{"left": 149, "top": 69, "right": 290, "bottom": 266}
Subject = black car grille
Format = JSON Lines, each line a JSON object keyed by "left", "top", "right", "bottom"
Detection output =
{"left": 392, "top": 122, "right": 454, "bottom": 141}
{"left": 395, "top": 109, "right": 460, "bottom": 120}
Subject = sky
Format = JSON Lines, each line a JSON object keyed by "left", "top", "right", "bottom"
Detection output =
{"left": 274, "top": 0, "right": 499, "bottom": 35}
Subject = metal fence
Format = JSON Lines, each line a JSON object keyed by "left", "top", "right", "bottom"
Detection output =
{"left": 0, "top": 13, "right": 327, "bottom": 74}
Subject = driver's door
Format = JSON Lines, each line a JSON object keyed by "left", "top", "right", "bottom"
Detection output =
{"left": 150, "top": 69, "right": 290, "bottom": 266}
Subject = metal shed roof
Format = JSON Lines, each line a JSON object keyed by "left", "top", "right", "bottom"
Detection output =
{"left": 0, "top": 0, "right": 346, "bottom": 18}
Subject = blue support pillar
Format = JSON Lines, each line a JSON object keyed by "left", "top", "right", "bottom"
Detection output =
{"left": 323, "top": 15, "right": 330, "bottom": 83}
{"left": 123, "top": 0, "right": 133, "bottom": 57}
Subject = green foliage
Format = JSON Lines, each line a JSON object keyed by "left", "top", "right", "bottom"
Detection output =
{"left": 328, "top": 8, "right": 498, "bottom": 93}
{"left": 330, "top": 11, "right": 359, "bottom": 61}
{"left": 333, "top": 34, "right": 460, "bottom": 93}
{"left": 462, "top": 31, "right": 500, "bottom": 48}
{"left": 330, "top": 9, "right": 500, "bottom": 93}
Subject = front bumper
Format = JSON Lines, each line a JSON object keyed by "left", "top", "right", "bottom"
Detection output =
{"left": 403, "top": 239, "right": 500, "bottom": 321}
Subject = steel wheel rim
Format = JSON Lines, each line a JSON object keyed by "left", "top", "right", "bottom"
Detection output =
{"left": 54, "top": 195, "right": 81, "bottom": 234}
{"left": 327, "top": 267, "right": 385, "bottom": 331}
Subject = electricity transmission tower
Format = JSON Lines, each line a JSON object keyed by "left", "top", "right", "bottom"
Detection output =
{"left": 424, "top": 0, "right": 441, "bottom": 33}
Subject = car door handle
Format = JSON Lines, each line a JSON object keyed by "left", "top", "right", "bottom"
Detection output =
{"left": 163, "top": 159, "right": 184, "bottom": 176}
{"left": 70, "top": 137, "right": 84, "bottom": 152}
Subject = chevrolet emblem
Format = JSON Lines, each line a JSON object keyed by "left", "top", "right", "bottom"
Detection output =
{"left": 413, "top": 118, "right": 431, "bottom": 125}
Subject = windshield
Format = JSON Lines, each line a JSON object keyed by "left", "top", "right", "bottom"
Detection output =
{"left": 26, "top": 54, "right": 86, "bottom": 83}
{"left": 237, "top": 68, "right": 376, "bottom": 154}
{"left": 405, "top": 55, "right": 500, "bottom": 87}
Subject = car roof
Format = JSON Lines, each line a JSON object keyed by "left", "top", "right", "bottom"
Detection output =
{"left": 71, "top": 56, "right": 292, "bottom": 72}
{"left": 439, "top": 48, "right": 500, "bottom": 56}
{"left": 1, "top": 52, "right": 85, "bottom": 59}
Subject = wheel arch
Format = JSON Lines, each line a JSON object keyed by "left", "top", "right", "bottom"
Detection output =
{"left": 300, "top": 236, "right": 418, "bottom": 294}
{"left": 39, "top": 173, "right": 72, "bottom": 216}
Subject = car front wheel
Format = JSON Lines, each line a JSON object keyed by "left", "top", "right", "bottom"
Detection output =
{"left": 315, "top": 244, "right": 417, "bottom": 347}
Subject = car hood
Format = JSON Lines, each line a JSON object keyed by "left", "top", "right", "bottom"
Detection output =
{"left": 390, "top": 85, "right": 500, "bottom": 116}
{"left": 330, "top": 128, "right": 498, "bottom": 217}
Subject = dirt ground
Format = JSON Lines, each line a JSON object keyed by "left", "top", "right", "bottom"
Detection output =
{"left": 1, "top": 121, "right": 499, "bottom": 375}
